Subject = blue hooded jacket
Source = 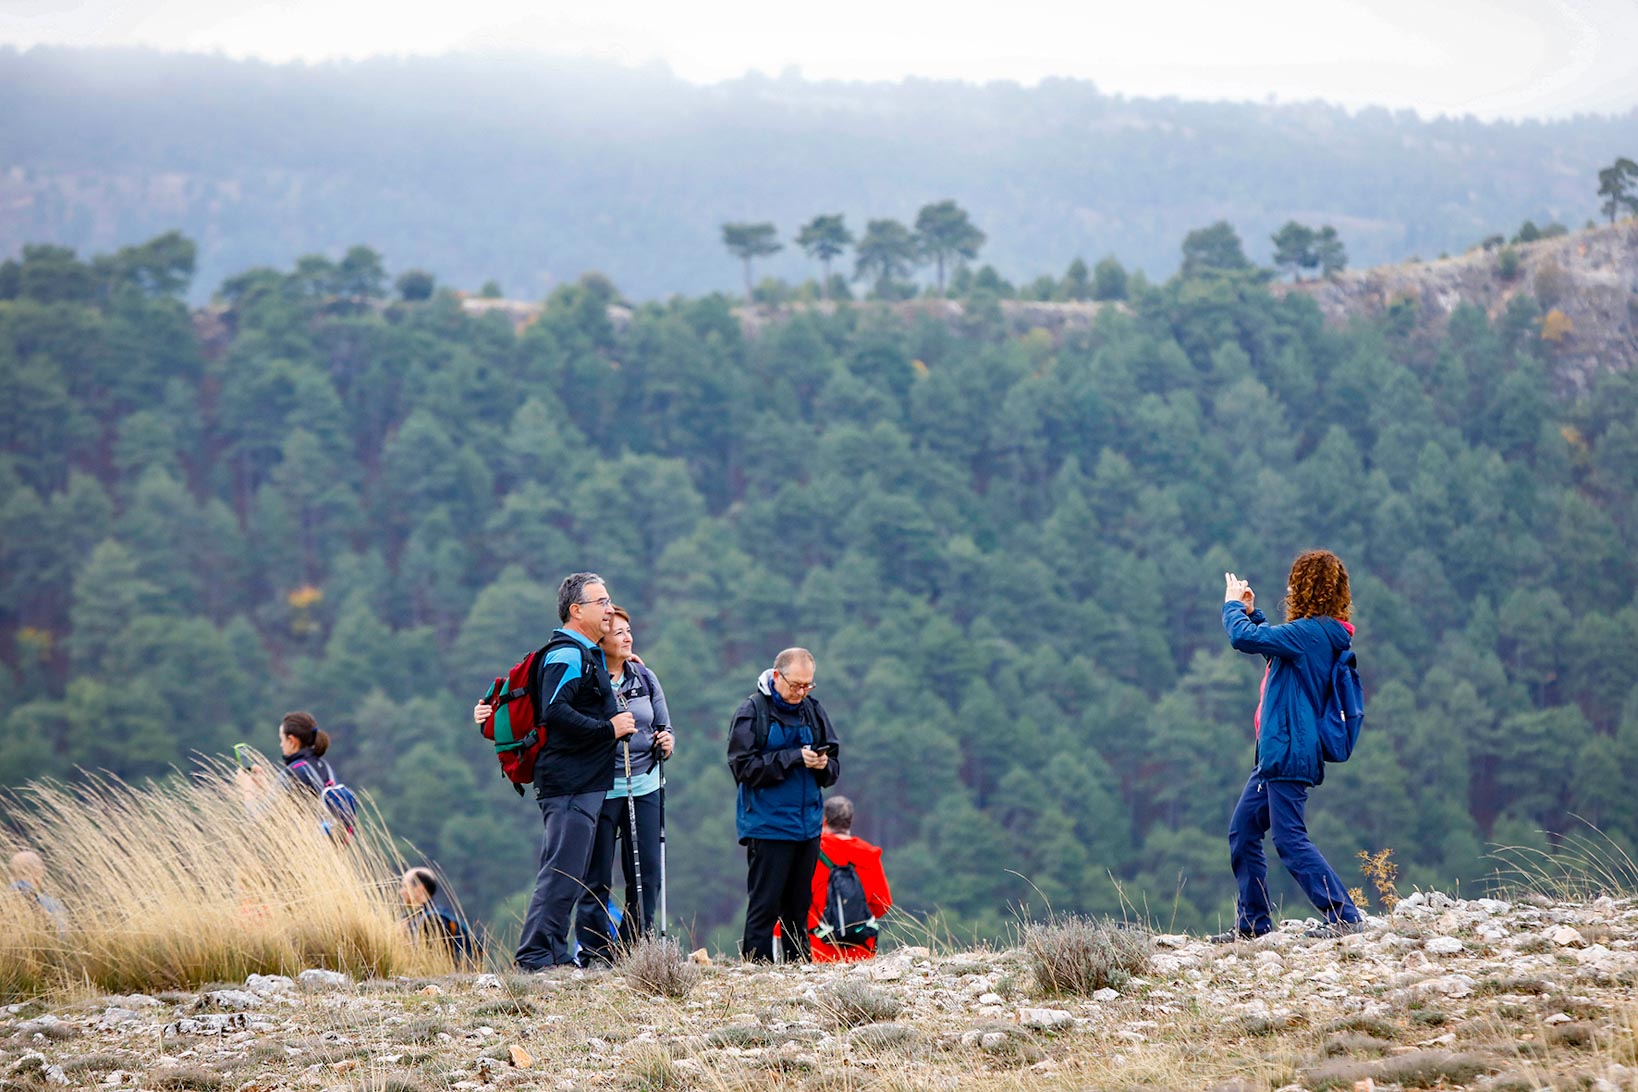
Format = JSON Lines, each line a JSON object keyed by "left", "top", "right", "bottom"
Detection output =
{"left": 1222, "top": 602, "right": 1353, "bottom": 786}
{"left": 726, "top": 669, "right": 840, "bottom": 843}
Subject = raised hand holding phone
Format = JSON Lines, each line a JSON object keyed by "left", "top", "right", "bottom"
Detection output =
{"left": 1224, "top": 572, "right": 1255, "bottom": 612}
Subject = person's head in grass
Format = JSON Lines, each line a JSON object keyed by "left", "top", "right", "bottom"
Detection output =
{"left": 8, "top": 849, "right": 47, "bottom": 891}
{"left": 400, "top": 868, "right": 438, "bottom": 909}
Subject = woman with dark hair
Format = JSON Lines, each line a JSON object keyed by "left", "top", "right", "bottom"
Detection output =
{"left": 1216, "top": 550, "right": 1365, "bottom": 943}
{"left": 240, "top": 712, "right": 355, "bottom": 839}
{"left": 275, "top": 712, "right": 334, "bottom": 795}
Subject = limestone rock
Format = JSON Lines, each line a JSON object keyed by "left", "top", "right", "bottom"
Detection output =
{"left": 245, "top": 974, "right": 295, "bottom": 994}
{"left": 197, "top": 989, "right": 261, "bottom": 1010}
{"left": 297, "top": 969, "right": 349, "bottom": 990}
{"left": 1552, "top": 926, "right": 1588, "bottom": 947}
{"left": 1017, "top": 1008, "right": 1073, "bottom": 1030}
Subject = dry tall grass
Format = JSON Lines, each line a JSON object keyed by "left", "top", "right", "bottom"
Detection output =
{"left": 1, "top": 753, "right": 454, "bottom": 1000}
{"left": 1489, "top": 820, "right": 1638, "bottom": 902}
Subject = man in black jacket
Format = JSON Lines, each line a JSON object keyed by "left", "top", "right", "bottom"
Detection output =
{"left": 727, "top": 647, "right": 840, "bottom": 962}
{"left": 514, "top": 571, "right": 637, "bottom": 970}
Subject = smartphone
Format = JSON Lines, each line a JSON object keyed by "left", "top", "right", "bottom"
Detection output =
{"left": 234, "top": 743, "right": 256, "bottom": 770}
{"left": 810, "top": 742, "right": 838, "bottom": 757}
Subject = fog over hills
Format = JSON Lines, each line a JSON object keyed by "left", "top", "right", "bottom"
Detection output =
{"left": 2, "top": 46, "right": 1636, "bottom": 300}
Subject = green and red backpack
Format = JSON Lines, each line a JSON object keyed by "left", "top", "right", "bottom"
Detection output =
{"left": 477, "top": 632, "right": 602, "bottom": 795}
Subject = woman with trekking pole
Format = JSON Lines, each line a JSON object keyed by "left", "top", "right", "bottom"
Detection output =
{"left": 573, "top": 605, "right": 673, "bottom": 967}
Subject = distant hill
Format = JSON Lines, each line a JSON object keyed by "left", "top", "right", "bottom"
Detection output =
{"left": 431, "top": 220, "right": 1638, "bottom": 389}
{"left": 3, "top": 46, "right": 1637, "bottom": 302}
{"left": 1278, "top": 220, "right": 1638, "bottom": 390}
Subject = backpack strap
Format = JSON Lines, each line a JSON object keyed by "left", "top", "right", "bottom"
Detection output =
{"left": 749, "top": 691, "right": 773, "bottom": 752}
{"left": 818, "top": 850, "right": 836, "bottom": 870}
{"left": 290, "top": 757, "right": 341, "bottom": 789}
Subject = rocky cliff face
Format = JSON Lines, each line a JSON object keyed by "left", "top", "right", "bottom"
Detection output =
{"left": 1277, "top": 220, "right": 1638, "bottom": 395}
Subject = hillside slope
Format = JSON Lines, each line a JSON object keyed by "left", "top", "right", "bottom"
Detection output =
{"left": 4, "top": 893, "right": 1638, "bottom": 1090}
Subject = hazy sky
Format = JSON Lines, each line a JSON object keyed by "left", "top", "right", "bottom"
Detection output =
{"left": 3, "top": 0, "right": 1636, "bottom": 119}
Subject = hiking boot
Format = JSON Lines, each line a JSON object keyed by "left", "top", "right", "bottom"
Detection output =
{"left": 1304, "top": 919, "right": 1367, "bottom": 940}
{"left": 1208, "top": 928, "right": 1265, "bottom": 944}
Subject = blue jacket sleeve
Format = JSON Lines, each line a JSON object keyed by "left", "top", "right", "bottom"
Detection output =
{"left": 1223, "top": 601, "right": 1308, "bottom": 659}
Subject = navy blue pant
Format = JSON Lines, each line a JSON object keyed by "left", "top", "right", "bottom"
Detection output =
{"left": 1228, "top": 773, "right": 1359, "bottom": 935}
{"left": 575, "top": 788, "right": 663, "bottom": 964}
{"left": 515, "top": 790, "right": 604, "bottom": 969}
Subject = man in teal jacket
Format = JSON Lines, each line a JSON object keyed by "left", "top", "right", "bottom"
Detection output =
{"left": 1216, "top": 551, "right": 1365, "bottom": 942}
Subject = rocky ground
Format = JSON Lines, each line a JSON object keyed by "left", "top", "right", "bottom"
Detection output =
{"left": 6, "top": 892, "right": 1638, "bottom": 1091}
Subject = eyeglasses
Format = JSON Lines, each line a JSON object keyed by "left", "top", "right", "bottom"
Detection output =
{"left": 780, "top": 678, "right": 816, "bottom": 694}
{"left": 578, "top": 596, "right": 613, "bottom": 609}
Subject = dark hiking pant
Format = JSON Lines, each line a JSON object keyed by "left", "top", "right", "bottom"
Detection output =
{"left": 575, "top": 788, "right": 663, "bottom": 964}
{"left": 741, "top": 836, "right": 820, "bottom": 963}
{"left": 515, "top": 790, "right": 604, "bottom": 969}
{"left": 1228, "top": 773, "right": 1360, "bottom": 936}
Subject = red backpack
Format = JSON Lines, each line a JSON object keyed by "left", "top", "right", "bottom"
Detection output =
{"left": 477, "top": 633, "right": 597, "bottom": 795}
{"left": 478, "top": 643, "right": 552, "bottom": 796}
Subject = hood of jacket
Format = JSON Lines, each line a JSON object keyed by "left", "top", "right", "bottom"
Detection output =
{"left": 757, "top": 668, "right": 808, "bottom": 717}
{"left": 1321, "top": 617, "right": 1355, "bottom": 650}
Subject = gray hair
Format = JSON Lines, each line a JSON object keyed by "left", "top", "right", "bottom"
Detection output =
{"left": 557, "top": 572, "right": 604, "bottom": 623}
{"left": 823, "top": 795, "right": 854, "bottom": 833}
{"left": 774, "top": 647, "right": 814, "bottom": 673}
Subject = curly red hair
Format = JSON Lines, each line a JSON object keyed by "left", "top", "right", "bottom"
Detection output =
{"left": 1284, "top": 550, "right": 1351, "bottom": 623}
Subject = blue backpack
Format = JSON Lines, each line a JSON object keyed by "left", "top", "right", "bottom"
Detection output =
{"left": 1317, "top": 647, "right": 1365, "bottom": 763}
{"left": 289, "top": 758, "right": 361, "bottom": 842}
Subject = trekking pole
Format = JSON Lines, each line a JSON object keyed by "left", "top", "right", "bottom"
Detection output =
{"left": 620, "top": 706, "right": 645, "bottom": 944}
{"left": 654, "top": 724, "right": 668, "bottom": 940}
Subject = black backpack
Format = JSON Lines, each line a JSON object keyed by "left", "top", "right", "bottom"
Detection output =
{"left": 809, "top": 851, "right": 878, "bottom": 947}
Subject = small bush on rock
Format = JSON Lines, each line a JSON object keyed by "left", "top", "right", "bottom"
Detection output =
{"left": 618, "top": 936, "right": 699, "bottom": 999}
{"left": 820, "top": 980, "right": 904, "bottom": 1027}
{"left": 1022, "top": 916, "right": 1153, "bottom": 995}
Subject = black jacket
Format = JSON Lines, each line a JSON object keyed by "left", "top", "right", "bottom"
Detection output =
{"left": 534, "top": 627, "right": 620, "bottom": 798}
{"left": 282, "top": 748, "right": 336, "bottom": 796}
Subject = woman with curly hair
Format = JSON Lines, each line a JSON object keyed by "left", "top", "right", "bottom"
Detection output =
{"left": 1214, "top": 550, "right": 1364, "bottom": 942}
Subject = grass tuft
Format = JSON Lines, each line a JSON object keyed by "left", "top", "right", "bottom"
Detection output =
{"left": 818, "top": 979, "right": 904, "bottom": 1027}
{"left": 1021, "top": 915, "right": 1153, "bottom": 996}
{"left": 623, "top": 1046, "right": 686, "bottom": 1090}
{"left": 1488, "top": 820, "right": 1638, "bottom": 902}
{"left": 147, "top": 1064, "right": 224, "bottom": 1090}
{"left": 617, "top": 936, "right": 700, "bottom": 999}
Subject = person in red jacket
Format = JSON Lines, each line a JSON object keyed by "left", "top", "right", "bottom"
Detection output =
{"left": 808, "top": 796, "right": 892, "bottom": 962}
